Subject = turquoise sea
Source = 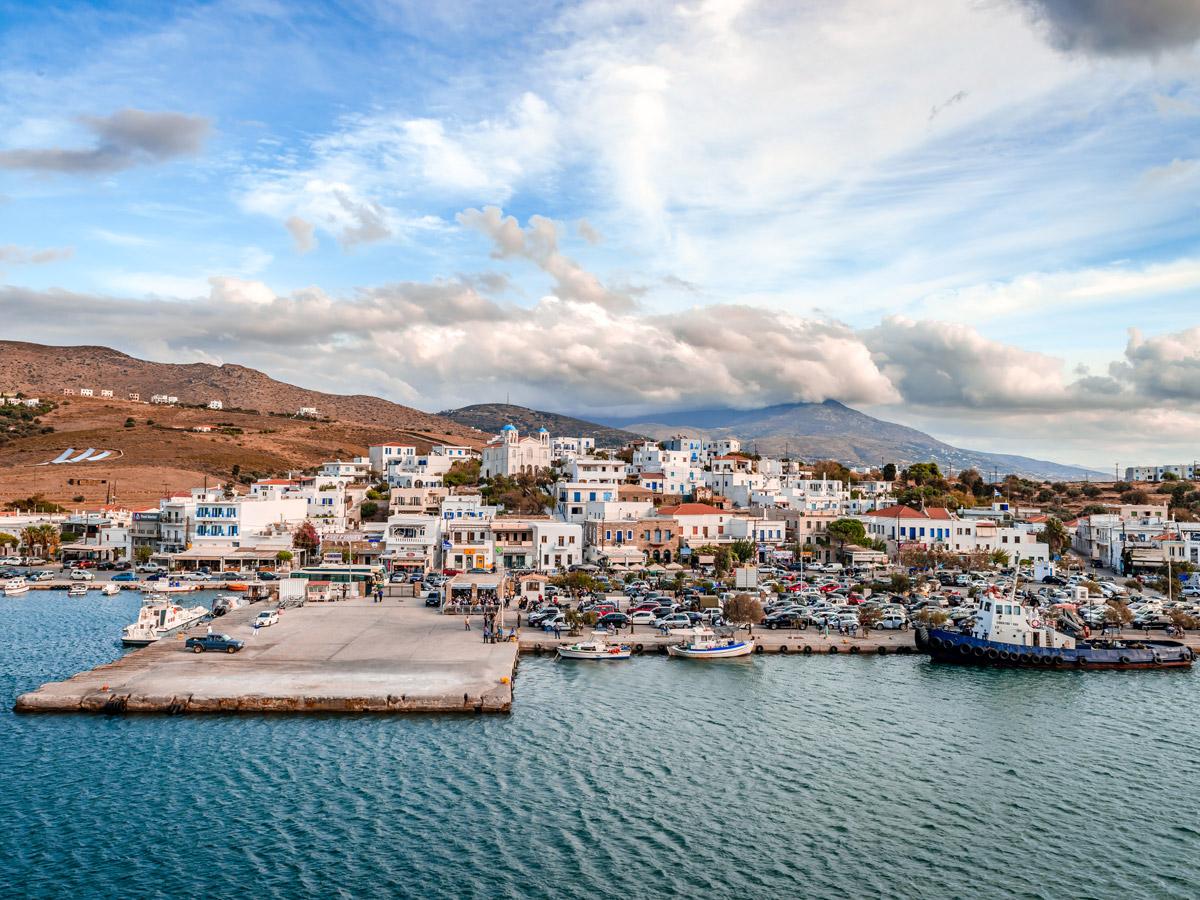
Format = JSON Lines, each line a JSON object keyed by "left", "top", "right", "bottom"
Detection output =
{"left": 2, "top": 590, "right": 1198, "bottom": 899}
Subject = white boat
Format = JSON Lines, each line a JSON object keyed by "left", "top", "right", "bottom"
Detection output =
{"left": 121, "top": 599, "right": 210, "bottom": 646}
{"left": 667, "top": 628, "right": 755, "bottom": 659}
{"left": 101, "top": 582, "right": 121, "bottom": 596}
{"left": 68, "top": 583, "right": 90, "bottom": 597}
{"left": 139, "top": 579, "right": 197, "bottom": 593}
{"left": 557, "top": 631, "right": 632, "bottom": 660}
{"left": 3, "top": 577, "right": 30, "bottom": 596}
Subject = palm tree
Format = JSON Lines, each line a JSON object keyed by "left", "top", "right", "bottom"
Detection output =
{"left": 38, "top": 524, "right": 61, "bottom": 560}
{"left": 19, "top": 526, "right": 39, "bottom": 557}
{"left": 1038, "top": 518, "right": 1069, "bottom": 557}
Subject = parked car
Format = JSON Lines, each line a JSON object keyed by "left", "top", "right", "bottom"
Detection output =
{"left": 185, "top": 633, "right": 245, "bottom": 653}
{"left": 629, "top": 610, "right": 657, "bottom": 625}
{"left": 111, "top": 572, "right": 139, "bottom": 582}
{"left": 0, "top": 556, "right": 22, "bottom": 566}
{"left": 538, "top": 610, "right": 567, "bottom": 629}
{"left": 256, "top": 571, "right": 278, "bottom": 581}
{"left": 654, "top": 613, "right": 693, "bottom": 630}
{"left": 70, "top": 570, "right": 95, "bottom": 582}
{"left": 389, "top": 572, "right": 408, "bottom": 583}
{"left": 597, "top": 612, "right": 631, "bottom": 629}
{"left": 762, "top": 611, "right": 806, "bottom": 629}
{"left": 424, "top": 592, "right": 442, "bottom": 608}
{"left": 254, "top": 610, "right": 280, "bottom": 628}
{"left": 28, "top": 570, "right": 55, "bottom": 582}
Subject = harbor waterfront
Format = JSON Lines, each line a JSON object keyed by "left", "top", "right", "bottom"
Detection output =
{"left": 4, "top": 590, "right": 1200, "bottom": 900}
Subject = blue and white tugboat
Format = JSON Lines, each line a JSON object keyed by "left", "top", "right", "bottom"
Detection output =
{"left": 916, "top": 587, "right": 1193, "bottom": 671}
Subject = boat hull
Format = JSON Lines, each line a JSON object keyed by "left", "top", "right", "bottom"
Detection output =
{"left": 916, "top": 627, "right": 1193, "bottom": 670}
{"left": 121, "top": 608, "right": 210, "bottom": 647}
{"left": 557, "top": 647, "right": 632, "bottom": 660}
{"left": 667, "top": 641, "right": 755, "bottom": 659}
{"left": 4, "top": 586, "right": 29, "bottom": 596}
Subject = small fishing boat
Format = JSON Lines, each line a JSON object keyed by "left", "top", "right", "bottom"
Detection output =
{"left": 100, "top": 582, "right": 121, "bottom": 596}
{"left": 225, "top": 582, "right": 249, "bottom": 592}
{"left": 667, "top": 628, "right": 755, "bottom": 659}
{"left": 557, "top": 632, "right": 632, "bottom": 660}
{"left": 68, "top": 583, "right": 90, "bottom": 597}
{"left": 3, "top": 577, "right": 30, "bottom": 596}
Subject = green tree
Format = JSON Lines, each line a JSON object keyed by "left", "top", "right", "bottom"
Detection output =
{"left": 729, "top": 539, "right": 756, "bottom": 564}
{"left": 444, "top": 459, "right": 482, "bottom": 487}
{"left": 1037, "top": 518, "right": 1069, "bottom": 557}
{"left": 134, "top": 546, "right": 154, "bottom": 565}
{"left": 0, "top": 532, "right": 17, "bottom": 551}
{"left": 881, "top": 462, "right": 897, "bottom": 481}
{"left": 989, "top": 549, "right": 1011, "bottom": 567}
{"left": 359, "top": 500, "right": 380, "bottom": 520}
{"left": 826, "top": 518, "right": 867, "bottom": 555}
{"left": 903, "top": 462, "right": 942, "bottom": 486}
{"left": 275, "top": 550, "right": 294, "bottom": 564}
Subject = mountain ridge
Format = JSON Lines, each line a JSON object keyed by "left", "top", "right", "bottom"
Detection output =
{"left": 595, "top": 400, "right": 1104, "bottom": 480}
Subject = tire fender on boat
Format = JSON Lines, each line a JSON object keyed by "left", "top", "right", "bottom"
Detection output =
{"left": 1017, "top": 654, "right": 1031, "bottom": 664}
{"left": 1119, "top": 655, "right": 1131, "bottom": 664}
{"left": 986, "top": 648, "right": 1000, "bottom": 660}
{"left": 972, "top": 646, "right": 985, "bottom": 658}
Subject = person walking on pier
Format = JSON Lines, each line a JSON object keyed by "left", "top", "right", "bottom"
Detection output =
{"left": 464, "top": 616, "right": 471, "bottom": 631}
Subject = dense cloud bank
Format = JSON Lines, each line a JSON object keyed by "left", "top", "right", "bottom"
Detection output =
{"left": 1, "top": 279, "right": 1196, "bottom": 420}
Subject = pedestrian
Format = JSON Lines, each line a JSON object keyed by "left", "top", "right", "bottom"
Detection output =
{"left": 252, "top": 621, "right": 260, "bottom": 639}
{"left": 554, "top": 622, "right": 562, "bottom": 639}
{"left": 206, "top": 624, "right": 213, "bottom": 636}
{"left": 464, "top": 616, "right": 471, "bottom": 631}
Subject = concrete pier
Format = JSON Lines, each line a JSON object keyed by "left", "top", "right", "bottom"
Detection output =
{"left": 14, "top": 597, "right": 517, "bottom": 715}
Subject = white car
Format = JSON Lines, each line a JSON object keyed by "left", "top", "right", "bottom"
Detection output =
{"left": 254, "top": 610, "right": 280, "bottom": 627}
{"left": 70, "top": 569, "right": 95, "bottom": 581}
{"left": 629, "top": 610, "right": 657, "bottom": 625}
{"left": 0, "top": 556, "right": 21, "bottom": 566}
{"left": 654, "top": 613, "right": 693, "bottom": 630}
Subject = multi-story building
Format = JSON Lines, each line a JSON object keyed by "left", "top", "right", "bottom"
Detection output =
{"left": 551, "top": 436, "right": 596, "bottom": 461}
{"left": 368, "top": 443, "right": 417, "bottom": 476}
{"left": 1124, "top": 464, "right": 1200, "bottom": 482}
{"left": 531, "top": 521, "right": 583, "bottom": 572}
{"left": 555, "top": 456, "right": 627, "bottom": 522}
{"left": 383, "top": 513, "right": 440, "bottom": 573}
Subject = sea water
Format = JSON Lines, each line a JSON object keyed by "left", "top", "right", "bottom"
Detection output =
{"left": 2, "top": 592, "right": 1197, "bottom": 899}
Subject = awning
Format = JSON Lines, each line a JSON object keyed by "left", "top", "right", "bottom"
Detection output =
{"left": 601, "top": 547, "right": 646, "bottom": 563}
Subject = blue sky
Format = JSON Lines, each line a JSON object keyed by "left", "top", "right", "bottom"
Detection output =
{"left": 2, "top": 0, "right": 1200, "bottom": 467}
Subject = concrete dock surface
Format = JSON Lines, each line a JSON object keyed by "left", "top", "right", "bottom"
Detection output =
{"left": 15, "top": 598, "right": 517, "bottom": 714}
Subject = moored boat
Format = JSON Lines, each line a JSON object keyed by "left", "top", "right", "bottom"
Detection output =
{"left": 916, "top": 587, "right": 1193, "bottom": 670}
{"left": 667, "top": 627, "right": 755, "bottom": 659}
{"left": 100, "top": 582, "right": 121, "bottom": 595}
{"left": 140, "top": 579, "right": 197, "bottom": 593}
{"left": 3, "top": 577, "right": 30, "bottom": 596}
{"left": 557, "top": 632, "right": 632, "bottom": 660}
{"left": 121, "top": 598, "right": 210, "bottom": 646}
{"left": 68, "top": 583, "right": 90, "bottom": 597}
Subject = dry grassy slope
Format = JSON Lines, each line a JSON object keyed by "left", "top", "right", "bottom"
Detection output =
{"left": 0, "top": 340, "right": 477, "bottom": 437}
{"left": 0, "top": 344, "right": 484, "bottom": 508}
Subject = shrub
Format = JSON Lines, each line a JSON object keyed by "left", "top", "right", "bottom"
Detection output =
{"left": 724, "top": 593, "right": 764, "bottom": 624}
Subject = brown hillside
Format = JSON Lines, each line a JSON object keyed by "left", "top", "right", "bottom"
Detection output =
{"left": 0, "top": 343, "right": 483, "bottom": 509}
{"left": 0, "top": 340, "right": 476, "bottom": 436}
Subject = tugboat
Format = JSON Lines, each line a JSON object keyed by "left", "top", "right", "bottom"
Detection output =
{"left": 916, "top": 585, "right": 1193, "bottom": 670}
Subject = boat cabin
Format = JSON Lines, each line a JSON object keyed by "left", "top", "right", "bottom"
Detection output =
{"left": 972, "top": 591, "right": 1073, "bottom": 649}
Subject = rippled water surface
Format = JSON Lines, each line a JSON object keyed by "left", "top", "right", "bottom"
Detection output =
{"left": 3, "top": 592, "right": 1198, "bottom": 899}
